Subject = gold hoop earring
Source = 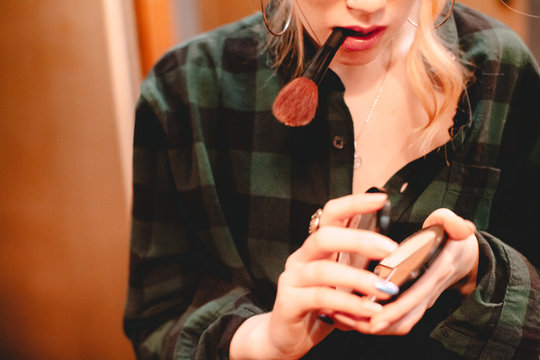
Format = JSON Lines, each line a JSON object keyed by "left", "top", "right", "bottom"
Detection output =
{"left": 408, "top": 0, "right": 455, "bottom": 29}
{"left": 261, "top": 0, "right": 293, "bottom": 36}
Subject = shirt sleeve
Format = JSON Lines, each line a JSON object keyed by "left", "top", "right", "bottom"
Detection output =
{"left": 430, "top": 231, "right": 540, "bottom": 358}
{"left": 431, "top": 26, "right": 540, "bottom": 358}
{"left": 123, "top": 93, "right": 264, "bottom": 360}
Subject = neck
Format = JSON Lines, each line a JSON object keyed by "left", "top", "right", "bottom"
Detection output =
{"left": 331, "top": 46, "right": 393, "bottom": 96}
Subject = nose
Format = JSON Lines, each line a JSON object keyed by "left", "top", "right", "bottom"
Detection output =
{"left": 345, "top": 0, "right": 386, "bottom": 14}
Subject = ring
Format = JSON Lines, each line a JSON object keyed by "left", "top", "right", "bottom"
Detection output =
{"left": 309, "top": 208, "right": 323, "bottom": 234}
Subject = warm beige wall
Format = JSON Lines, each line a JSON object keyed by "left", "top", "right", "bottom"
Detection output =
{"left": 133, "top": 0, "right": 259, "bottom": 76}
{"left": 134, "top": 0, "right": 175, "bottom": 75}
{"left": 198, "top": 0, "right": 258, "bottom": 32}
{"left": 0, "top": 1, "right": 137, "bottom": 358}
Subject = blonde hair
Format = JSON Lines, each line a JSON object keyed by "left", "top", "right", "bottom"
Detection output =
{"left": 265, "top": 0, "right": 469, "bottom": 138}
{"left": 407, "top": 0, "right": 467, "bottom": 138}
{"left": 264, "top": 0, "right": 305, "bottom": 77}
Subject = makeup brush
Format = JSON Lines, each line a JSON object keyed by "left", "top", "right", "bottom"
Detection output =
{"left": 272, "top": 27, "right": 352, "bottom": 127}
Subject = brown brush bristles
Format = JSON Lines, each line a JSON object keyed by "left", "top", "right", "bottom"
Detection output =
{"left": 272, "top": 77, "right": 319, "bottom": 127}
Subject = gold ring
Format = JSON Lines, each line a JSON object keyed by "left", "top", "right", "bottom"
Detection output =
{"left": 309, "top": 208, "right": 323, "bottom": 234}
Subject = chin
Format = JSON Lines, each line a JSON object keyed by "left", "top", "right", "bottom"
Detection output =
{"left": 337, "top": 37, "right": 395, "bottom": 67}
{"left": 335, "top": 50, "right": 379, "bottom": 67}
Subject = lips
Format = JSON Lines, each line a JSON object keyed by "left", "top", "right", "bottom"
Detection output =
{"left": 339, "top": 26, "right": 387, "bottom": 51}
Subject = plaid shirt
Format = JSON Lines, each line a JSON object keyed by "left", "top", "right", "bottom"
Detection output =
{"left": 124, "top": 4, "right": 540, "bottom": 359}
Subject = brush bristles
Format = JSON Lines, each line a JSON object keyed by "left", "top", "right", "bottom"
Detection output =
{"left": 272, "top": 77, "right": 319, "bottom": 127}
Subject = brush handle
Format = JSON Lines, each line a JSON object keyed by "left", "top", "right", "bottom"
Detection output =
{"left": 303, "top": 27, "right": 352, "bottom": 85}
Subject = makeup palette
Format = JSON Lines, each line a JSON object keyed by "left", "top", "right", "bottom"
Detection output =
{"left": 374, "top": 224, "right": 448, "bottom": 291}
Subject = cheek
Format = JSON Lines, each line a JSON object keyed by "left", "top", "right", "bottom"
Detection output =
{"left": 294, "top": 0, "right": 328, "bottom": 15}
{"left": 393, "top": 0, "right": 417, "bottom": 21}
{"left": 294, "top": 1, "right": 335, "bottom": 42}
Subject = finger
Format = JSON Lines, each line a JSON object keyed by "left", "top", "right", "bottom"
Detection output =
{"left": 277, "top": 286, "right": 384, "bottom": 322}
{"left": 423, "top": 208, "right": 476, "bottom": 240}
{"left": 290, "top": 226, "right": 398, "bottom": 266}
{"left": 319, "top": 193, "right": 389, "bottom": 227}
{"left": 369, "top": 303, "right": 427, "bottom": 335}
{"left": 332, "top": 312, "right": 372, "bottom": 332}
{"left": 282, "top": 259, "right": 399, "bottom": 300}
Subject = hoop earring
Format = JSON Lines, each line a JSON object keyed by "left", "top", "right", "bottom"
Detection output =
{"left": 261, "top": 0, "right": 292, "bottom": 36}
{"left": 408, "top": 0, "right": 455, "bottom": 29}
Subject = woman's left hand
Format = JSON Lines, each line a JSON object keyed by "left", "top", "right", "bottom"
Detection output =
{"left": 341, "top": 208, "right": 479, "bottom": 335}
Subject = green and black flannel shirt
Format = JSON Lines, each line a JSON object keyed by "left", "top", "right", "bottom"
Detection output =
{"left": 125, "top": 4, "right": 540, "bottom": 359}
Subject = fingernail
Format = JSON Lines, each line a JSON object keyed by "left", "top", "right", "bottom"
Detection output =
{"left": 383, "top": 241, "right": 399, "bottom": 253}
{"left": 318, "top": 314, "right": 334, "bottom": 324}
{"left": 368, "top": 193, "right": 388, "bottom": 202}
{"left": 375, "top": 280, "right": 400, "bottom": 296}
{"left": 466, "top": 220, "right": 476, "bottom": 233}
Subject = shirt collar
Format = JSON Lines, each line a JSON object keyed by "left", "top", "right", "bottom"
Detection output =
{"left": 437, "top": 8, "right": 473, "bottom": 152}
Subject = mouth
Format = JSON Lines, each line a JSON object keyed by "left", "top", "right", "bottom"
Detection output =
{"left": 336, "top": 26, "right": 387, "bottom": 51}
{"left": 339, "top": 26, "right": 385, "bottom": 37}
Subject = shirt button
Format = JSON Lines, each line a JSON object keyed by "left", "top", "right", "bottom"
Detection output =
{"left": 332, "top": 136, "right": 345, "bottom": 149}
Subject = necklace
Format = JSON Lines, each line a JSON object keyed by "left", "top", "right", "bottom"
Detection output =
{"left": 353, "top": 57, "right": 391, "bottom": 170}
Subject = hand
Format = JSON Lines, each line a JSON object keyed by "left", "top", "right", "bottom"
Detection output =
{"left": 230, "top": 193, "right": 398, "bottom": 360}
{"left": 362, "top": 208, "right": 479, "bottom": 335}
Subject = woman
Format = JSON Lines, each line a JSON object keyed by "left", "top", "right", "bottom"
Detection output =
{"left": 124, "top": 0, "right": 540, "bottom": 358}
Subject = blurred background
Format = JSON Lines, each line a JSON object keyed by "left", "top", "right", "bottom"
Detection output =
{"left": 0, "top": 0, "right": 537, "bottom": 359}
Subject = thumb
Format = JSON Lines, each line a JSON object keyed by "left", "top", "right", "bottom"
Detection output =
{"left": 423, "top": 208, "right": 476, "bottom": 240}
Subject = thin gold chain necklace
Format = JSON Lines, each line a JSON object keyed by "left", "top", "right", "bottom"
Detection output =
{"left": 353, "top": 53, "right": 392, "bottom": 170}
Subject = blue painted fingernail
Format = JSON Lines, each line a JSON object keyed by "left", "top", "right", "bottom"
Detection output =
{"left": 318, "top": 314, "right": 335, "bottom": 324}
{"left": 375, "top": 280, "right": 400, "bottom": 296}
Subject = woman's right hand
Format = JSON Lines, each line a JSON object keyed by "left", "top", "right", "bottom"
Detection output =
{"left": 230, "top": 193, "right": 399, "bottom": 360}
